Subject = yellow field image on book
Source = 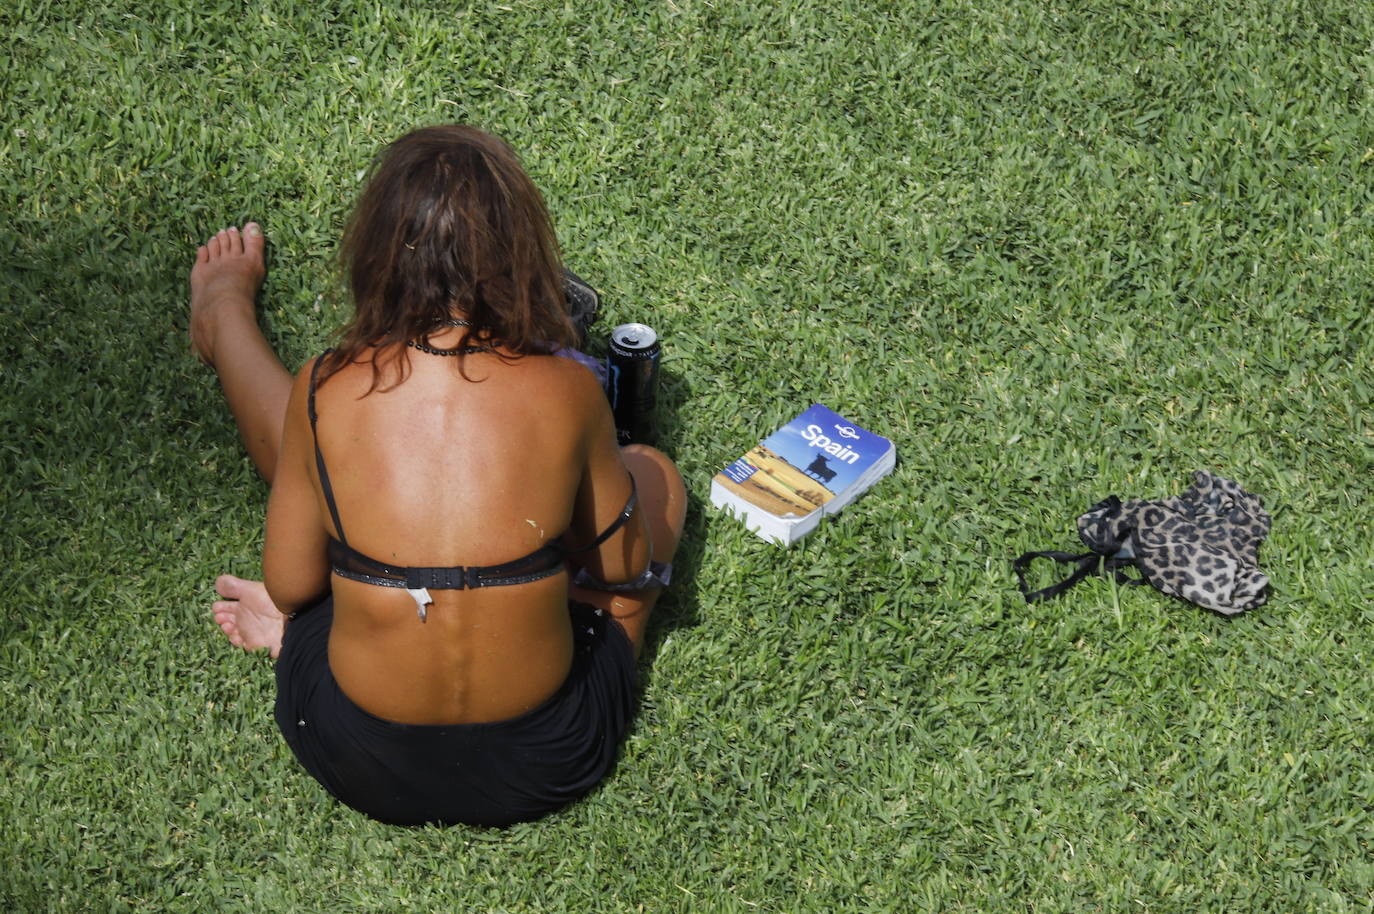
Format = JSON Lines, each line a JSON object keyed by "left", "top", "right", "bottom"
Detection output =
{"left": 712, "top": 445, "right": 836, "bottom": 518}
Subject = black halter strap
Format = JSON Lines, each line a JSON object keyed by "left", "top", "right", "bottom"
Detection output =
{"left": 1012, "top": 550, "right": 1145, "bottom": 603}
{"left": 308, "top": 353, "right": 349, "bottom": 547}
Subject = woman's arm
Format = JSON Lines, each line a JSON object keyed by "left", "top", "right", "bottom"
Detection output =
{"left": 566, "top": 378, "right": 653, "bottom": 586}
{"left": 262, "top": 358, "right": 331, "bottom": 615}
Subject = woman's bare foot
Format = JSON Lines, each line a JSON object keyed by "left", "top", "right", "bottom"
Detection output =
{"left": 190, "top": 224, "right": 266, "bottom": 366}
{"left": 212, "top": 574, "right": 285, "bottom": 658}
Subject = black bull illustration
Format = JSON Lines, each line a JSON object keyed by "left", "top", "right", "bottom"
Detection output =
{"left": 805, "top": 454, "right": 837, "bottom": 484}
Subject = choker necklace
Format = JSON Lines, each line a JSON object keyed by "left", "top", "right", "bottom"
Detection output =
{"left": 406, "top": 319, "right": 491, "bottom": 357}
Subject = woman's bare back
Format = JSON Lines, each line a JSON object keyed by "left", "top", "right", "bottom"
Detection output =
{"left": 301, "top": 342, "right": 632, "bottom": 724}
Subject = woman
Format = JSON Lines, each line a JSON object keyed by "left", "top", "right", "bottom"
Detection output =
{"left": 189, "top": 125, "right": 686, "bottom": 827}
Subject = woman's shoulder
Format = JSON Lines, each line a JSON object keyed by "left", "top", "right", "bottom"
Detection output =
{"left": 292, "top": 350, "right": 350, "bottom": 399}
{"left": 508, "top": 352, "right": 615, "bottom": 443}
{"left": 516, "top": 350, "right": 606, "bottom": 396}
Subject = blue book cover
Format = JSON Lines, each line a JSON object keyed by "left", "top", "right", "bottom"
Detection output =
{"left": 713, "top": 404, "right": 893, "bottom": 522}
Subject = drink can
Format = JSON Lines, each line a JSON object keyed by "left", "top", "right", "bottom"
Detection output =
{"left": 607, "top": 322, "right": 661, "bottom": 445}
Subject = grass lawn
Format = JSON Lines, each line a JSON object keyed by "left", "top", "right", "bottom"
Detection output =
{"left": 3, "top": 0, "right": 1372, "bottom": 910}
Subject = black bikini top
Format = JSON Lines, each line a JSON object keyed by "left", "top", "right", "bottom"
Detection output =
{"left": 307, "top": 353, "right": 637, "bottom": 621}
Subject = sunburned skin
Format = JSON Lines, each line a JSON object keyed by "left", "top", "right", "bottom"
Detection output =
{"left": 186, "top": 125, "right": 692, "bottom": 824}
{"left": 189, "top": 219, "right": 687, "bottom": 725}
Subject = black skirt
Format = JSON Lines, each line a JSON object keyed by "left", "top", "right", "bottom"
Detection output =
{"left": 274, "top": 597, "right": 637, "bottom": 827}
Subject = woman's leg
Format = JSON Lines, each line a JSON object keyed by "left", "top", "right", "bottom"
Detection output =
{"left": 192, "top": 223, "right": 292, "bottom": 654}
{"left": 569, "top": 444, "right": 687, "bottom": 657}
{"left": 189, "top": 223, "right": 291, "bottom": 484}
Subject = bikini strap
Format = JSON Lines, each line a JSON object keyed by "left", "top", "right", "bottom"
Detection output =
{"left": 561, "top": 477, "right": 638, "bottom": 555}
{"left": 561, "top": 476, "right": 673, "bottom": 591}
{"left": 308, "top": 352, "right": 349, "bottom": 547}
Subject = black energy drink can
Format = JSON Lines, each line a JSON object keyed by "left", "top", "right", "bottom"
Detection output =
{"left": 607, "top": 323, "right": 661, "bottom": 445}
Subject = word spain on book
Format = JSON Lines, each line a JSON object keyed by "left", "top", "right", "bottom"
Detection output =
{"left": 710, "top": 403, "right": 896, "bottom": 545}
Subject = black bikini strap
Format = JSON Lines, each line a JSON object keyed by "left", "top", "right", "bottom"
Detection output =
{"left": 327, "top": 537, "right": 566, "bottom": 591}
{"left": 1013, "top": 550, "right": 1144, "bottom": 603}
{"left": 562, "top": 477, "right": 639, "bottom": 555}
{"left": 308, "top": 353, "right": 348, "bottom": 547}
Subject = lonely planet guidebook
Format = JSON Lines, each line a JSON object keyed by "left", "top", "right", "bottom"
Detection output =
{"left": 710, "top": 404, "right": 896, "bottom": 545}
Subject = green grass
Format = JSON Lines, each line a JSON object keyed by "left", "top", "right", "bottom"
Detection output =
{"left": 3, "top": 0, "right": 1373, "bottom": 910}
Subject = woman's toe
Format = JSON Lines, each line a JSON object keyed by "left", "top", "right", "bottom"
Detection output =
{"left": 216, "top": 574, "right": 247, "bottom": 599}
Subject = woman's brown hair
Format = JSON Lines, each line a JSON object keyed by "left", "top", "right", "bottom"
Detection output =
{"left": 319, "top": 124, "right": 577, "bottom": 389}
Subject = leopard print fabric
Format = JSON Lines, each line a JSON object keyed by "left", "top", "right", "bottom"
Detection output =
{"left": 1077, "top": 471, "right": 1271, "bottom": 615}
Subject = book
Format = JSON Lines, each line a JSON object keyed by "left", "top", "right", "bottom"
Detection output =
{"left": 710, "top": 403, "right": 896, "bottom": 545}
